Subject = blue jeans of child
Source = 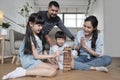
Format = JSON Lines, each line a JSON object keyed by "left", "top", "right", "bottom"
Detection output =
{"left": 74, "top": 55, "right": 112, "bottom": 70}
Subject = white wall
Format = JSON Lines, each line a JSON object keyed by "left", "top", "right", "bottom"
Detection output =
{"left": 88, "top": 0, "right": 120, "bottom": 57}
{"left": 87, "top": 0, "right": 104, "bottom": 31}
{"left": 0, "top": 0, "right": 34, "bottom": 31}
{"left": 34, "top": 0, "right": 88, "bottom": 13}
{"left": 0, "top": 0, "right": 34, "bottom": 57}
{"left": 104, "top": 0, "right": 120, "bottom": 57}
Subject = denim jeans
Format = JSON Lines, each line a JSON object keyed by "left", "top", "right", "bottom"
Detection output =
{"left": 74, "top": 55, "right": 112, "bottom": 70}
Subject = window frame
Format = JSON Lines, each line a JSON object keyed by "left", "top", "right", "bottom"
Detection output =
{"left": 58, "top": 13, "right": 86, "bottom": 28}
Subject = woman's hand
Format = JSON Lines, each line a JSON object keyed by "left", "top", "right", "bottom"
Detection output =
{"left": 81, "top": 38, "right": 87, "bottom": 49}
{"left": 80, "top": 38, "right": 99, "bottom": 57}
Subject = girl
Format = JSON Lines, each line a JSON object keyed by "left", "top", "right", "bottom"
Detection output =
{"left": 73, "top": 15, "right": 112, "bottom": 72}
{"left": 2, "top": 13, "right": 60, "bottom": 79}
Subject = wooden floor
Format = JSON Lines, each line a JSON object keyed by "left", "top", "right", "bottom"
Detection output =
{"left": 0, "top": 57, "right": 120, "bottom": 80}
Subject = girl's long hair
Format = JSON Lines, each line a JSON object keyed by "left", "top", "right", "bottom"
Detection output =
{"left": 84, "top": 16, "right": 98, "bottom": 49}
{"left": 24, "top": 13, "right": 44, "bottom": 55}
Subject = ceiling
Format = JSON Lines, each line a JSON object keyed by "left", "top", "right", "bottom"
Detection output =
{"left": 33, "top": 0, "right": 96, "bottom": 13}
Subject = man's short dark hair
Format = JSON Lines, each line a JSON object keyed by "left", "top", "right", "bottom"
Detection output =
{"left": 55, "top": 31, "right": 66, "bottom": 40}
{"left": 49, "top": 1, "right": 60, "bottom": 8}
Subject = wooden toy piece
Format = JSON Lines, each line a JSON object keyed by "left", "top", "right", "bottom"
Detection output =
{"left": 63, "top": 47, "right": 72, "bottom": 72}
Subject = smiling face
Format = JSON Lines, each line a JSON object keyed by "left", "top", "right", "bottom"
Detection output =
{"left": 83, "top": 21, "right": 95, "bottom": 37}
{"left": 56, "top": 38, "right": 65, "bottom": 47}
{"left": 47, "top": 5, "right": 59, "bottom": 18}
{"left": 30, "top": 22, "right": 43, "bottom": 35}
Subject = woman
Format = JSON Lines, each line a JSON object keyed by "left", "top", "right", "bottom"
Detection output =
{"left": 73, "top": 15, "right": 112, "bottom": 72}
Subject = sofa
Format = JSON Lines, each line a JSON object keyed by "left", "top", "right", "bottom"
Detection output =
{"left": 9, "top": 29, "right": 24, "bottom": 64}
{"left": 9, "top": 28, "right": 82, "bottom": 64}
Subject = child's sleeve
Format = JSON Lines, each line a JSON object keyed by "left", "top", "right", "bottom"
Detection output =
{"left": 64, "top": 42, "right": 70, "bottom": 47}
{"left": 49, "top": 45, "right": 59, "bottom": 54}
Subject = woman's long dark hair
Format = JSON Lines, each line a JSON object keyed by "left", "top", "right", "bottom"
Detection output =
{"left": 84, "top": 15, "right": 98, "bottom": 49}
{"left": 24, "top": 13, "right": 44, "bottom": 55}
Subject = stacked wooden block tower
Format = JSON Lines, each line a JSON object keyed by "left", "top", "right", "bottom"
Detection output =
{"left": 63, "top": 47, "right": 72, "bottom": 72}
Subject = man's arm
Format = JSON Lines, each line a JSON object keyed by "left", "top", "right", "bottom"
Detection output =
{"left": 45, "top": 34, "right": 55, "bottom": 46}
{"left": 56, "top": 20, "right": 75, "bottom": 41}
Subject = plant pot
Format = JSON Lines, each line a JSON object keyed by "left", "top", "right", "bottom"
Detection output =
{"left": 1, "top": 28, "right": 8, "bottom": 35}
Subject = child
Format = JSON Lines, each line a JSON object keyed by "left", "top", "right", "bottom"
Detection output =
{"left": 2, "top": 13, "right": 60, "bottom": 79}
{"left": 48, "top": 31, "right": 74, "bottom": 70}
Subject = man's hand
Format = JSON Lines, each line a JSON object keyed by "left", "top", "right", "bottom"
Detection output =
{"left": 71, "top": 36, "right": 75, "bottom": 41}
{"left": 45, "top": 35, "right": 55, "bottom": 46}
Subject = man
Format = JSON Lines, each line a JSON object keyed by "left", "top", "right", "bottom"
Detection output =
{"left": 37, "top": 1, "right": 74, "bottom": 48}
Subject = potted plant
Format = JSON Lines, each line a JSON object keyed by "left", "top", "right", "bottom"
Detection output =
{"left": 18, "top": 2, "right": 32, "bottom": 18}
{"left": 1, "top": 22, "right": 10, "bottom": 35}
{"left": 18, "top": 2, "right": 32, "bottom": 27}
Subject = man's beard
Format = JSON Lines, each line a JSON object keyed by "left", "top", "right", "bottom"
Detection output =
{"left": 50, "top": 14, "right": 57, "bottom": 18}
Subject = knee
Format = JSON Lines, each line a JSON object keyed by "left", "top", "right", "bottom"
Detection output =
{"left": 48, "top": 69, "right": 57, "bottom": 77}
{"left": 102, "top": 55, "right": 112, "bottom": 66}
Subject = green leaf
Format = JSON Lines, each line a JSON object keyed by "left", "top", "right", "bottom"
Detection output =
{"left": 2, "top": 22, "right": 10, "bottom": 29}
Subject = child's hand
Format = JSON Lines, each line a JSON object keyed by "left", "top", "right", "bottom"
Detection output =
{"left": 55, "top": 56, "right": 59, "bottom": 62}
{"left": 48, "top": 59, "right": 58, "bottom": 65}
{"left": 52, "top": 50, "right": 61, "bottom": 58}
{"left": 43, "top": 50, "right": 48, "bottom": 55}
{"left": 55, "top": 50, "right": 62, "bottom": 56}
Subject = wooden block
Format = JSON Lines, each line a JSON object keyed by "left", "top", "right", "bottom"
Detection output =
{"left": 64, "top": 65, "right": 71, "bottom": 67}
{"left": 63, "top": 47, "right": 72, "bottom": 72}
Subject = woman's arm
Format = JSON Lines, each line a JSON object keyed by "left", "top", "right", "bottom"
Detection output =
{"left": 84, "top": 46, "right": 99, "bottom": 57}
{"left": 75, "top": 44, "right": 82, "bottom": 51}
{"left": 74, "top": 31, "right": 82, "bottom": 51}
{"left": 81, "top": 38, "right": 99, "bottom": 57}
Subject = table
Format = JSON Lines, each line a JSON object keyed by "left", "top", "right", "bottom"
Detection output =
{"left": 0, "top": 35, "right": 5, "bottom": 64}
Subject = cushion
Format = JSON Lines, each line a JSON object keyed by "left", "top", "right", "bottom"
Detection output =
{"left": 14, "top": 40, "right": 22, "bottom": 49}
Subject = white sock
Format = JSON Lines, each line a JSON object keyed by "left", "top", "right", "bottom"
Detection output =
{"left": 96, "top": 66, "right": 108, "bottom": 72}
{"left": 2, "top": 67, "right": 26, "bottom": 80}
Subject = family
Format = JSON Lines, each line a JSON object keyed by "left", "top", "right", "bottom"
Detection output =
{"left": 2, "top": 1, "right": 112, "bottom": 79}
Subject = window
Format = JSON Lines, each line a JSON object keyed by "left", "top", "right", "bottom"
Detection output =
{"left": 58, "top": 13, "right": 85, "bottom": 28}
{"left": 64, "top": 14, "right": 76, "bottom": 27}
